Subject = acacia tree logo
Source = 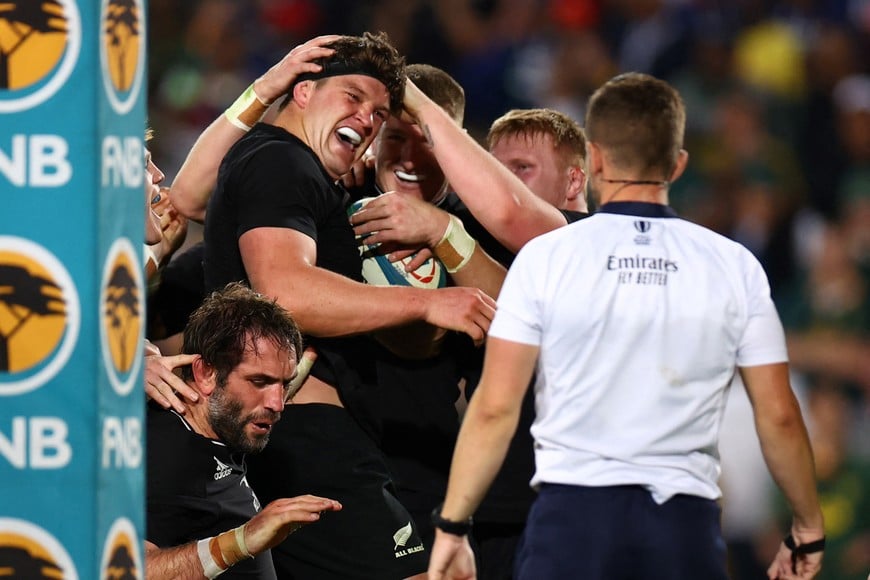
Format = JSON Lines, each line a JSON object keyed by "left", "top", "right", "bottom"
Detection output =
{"left": 101, "top": 238, "right": 142, "bottom": 395}
{"left": 104, "top": 261, "right": 138, "bottom": 373}
{"left": 104, "top": 0, "right": 138, "bottom": 91}
{"left": 0, "top": 263, "right": 66, "bottom": 372}
{"left": 0, "top": 238, "right": 79, "bottom": 397}
{"left": 0, "top": 0, "right": 79, "bottom": 113}
{"left": 101, "top": 519, "right": 140, "bottom": 580}
{"left": 0, "top": 519, "right": 79, "bottom": 579}
{"left": 101, "top": 0, "right": 143, "bottom": 113}
{"left": 0, "top": 0, "right": 68, "bottom": 90}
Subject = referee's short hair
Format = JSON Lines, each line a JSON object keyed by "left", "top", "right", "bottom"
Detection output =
{"left": 180, "top": 282, "right": 303, "bottom": 385}
{"left": 585, "top": 72, "right": 686, "bottom": 179}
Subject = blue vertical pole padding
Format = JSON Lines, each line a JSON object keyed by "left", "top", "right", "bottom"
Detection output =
{"left": 0, "top": 0, "right": 146, "bottom": 577}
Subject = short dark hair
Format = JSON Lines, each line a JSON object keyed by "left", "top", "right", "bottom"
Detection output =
{"left": 487, "top": 108, "right": 586, "bottom": 168}
{"left": 294, "top": 32, "right": 406, "bottom": 115}
{"left": 407, "top": 63, "right": 465, "bottom": 124}
{"left": 181, "top": 283, "right": 303, "bottom": 384}
{"left": 585, "top": 73, "right": 686, "bottom": 178}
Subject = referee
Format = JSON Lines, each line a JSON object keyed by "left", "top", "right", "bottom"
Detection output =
{"left": 428, "top": 73, "right": 825, "bottom": 580}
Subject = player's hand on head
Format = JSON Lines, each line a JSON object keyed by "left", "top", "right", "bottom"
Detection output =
{"left": 246, "top": 495, "right": 342, "bottom": 553}
{"left": 401, "top": 78, "right": 427, "bottom": 123}
{"left": 254, "top": 35, "right": 340, "bottom": 104}
{"left": 424, "top": 286, "right": 496, "bottom": 346}
{"left": 144, "top": 353, "right": 200, "bottom": 414}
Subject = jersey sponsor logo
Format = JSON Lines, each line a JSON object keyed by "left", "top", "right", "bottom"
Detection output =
{"left": 213, "top": 456, "right": 232, "bottom": 481}
{"left": 0, "top": 236, "right": 80, "bottom": 396}
{"left": 100, "top": 238, "right": 143, "bottom": 396}
{"left": 101, "top": 517, "right": 141, "bottom": 580}
{"left": 392, "top": 521, "right": 423, "bottom": 558}
{"left": 100, "top": 0, "right": 144, "bottom": 114}
{"left": 634, "top": 220, "right": 651, "bottom": 233}
{"left": 0, "top": 518, "right": 79, "bottom": 579}
{"left": 0, "top": 0, "right": 81, "bottom": 113}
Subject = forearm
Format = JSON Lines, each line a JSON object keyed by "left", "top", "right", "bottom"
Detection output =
{"left": 755, "top": 401, "right": 823, "bottom": 531}
{"left": 441, "top": 388, "right": 520, "bottom": 522}
{"left": 412, "top": 99, "right": 566, "bottom": 252}
{"left": 145, "top": 542, "right": 206, "bottom": 580}
{"left": 447, "top": 245, "right": 506, "bottom": 299}
{"left": 170, "top": 116, "right": 247, "bottom": 222}
{"left": 251, "top": 265, "right": 428, "bottom": 337}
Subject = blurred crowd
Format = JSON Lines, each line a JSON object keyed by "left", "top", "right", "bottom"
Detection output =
{"left": 146, "top": 1, "right": 870, "bottom": 578}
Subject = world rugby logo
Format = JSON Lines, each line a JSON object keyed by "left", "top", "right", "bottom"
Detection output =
{"left": 100, "top": 518, "right": 141, "bottom": 580}
{"left": 100, "top": 238, "right": 143, "bottom": 396}
{"left": 0, "top": 236, "right": 80, "bottom": 396}
{"left": 100, "top": 0, "right": 144, "bottom": 115}
{"left": 0, "top": 518, "right": 79, "bottom": 579}
{"left": 0, "top": 0, "right": 81, "bottom": 113}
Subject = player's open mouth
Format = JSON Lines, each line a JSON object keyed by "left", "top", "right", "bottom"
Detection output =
{"left": 395, "top": 170, "right": 426, "bottom": 183}
{"left": 251, "top": 421, "right": 273, "bottom": 434}
{"left": 336, "top": 127, "right": 362, "bottom": 149}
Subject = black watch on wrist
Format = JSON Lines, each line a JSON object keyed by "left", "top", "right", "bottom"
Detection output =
{"left": 431, "top": 504, "right": 473, "bottom": 536}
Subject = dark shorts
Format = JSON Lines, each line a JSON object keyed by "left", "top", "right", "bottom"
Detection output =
{"left": 515, "top": 484, "right": 728, "bottom": 580}
{"left": 246, "top": 403, "right": 427, "bottom": 580}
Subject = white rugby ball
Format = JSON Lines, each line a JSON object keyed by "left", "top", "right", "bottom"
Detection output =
{"left": 348, "top": 197, "right": 447, "bottom": 289}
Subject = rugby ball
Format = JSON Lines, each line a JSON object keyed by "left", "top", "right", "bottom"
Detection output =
{"left": 348, "top": 197, "right": 447, "bottom": 289}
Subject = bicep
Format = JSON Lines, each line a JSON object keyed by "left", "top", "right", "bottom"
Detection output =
{"left": 473, "top": 337, "right": 539, "bottom": 414}
{"left": 739, "top": 362, "right": 801, "bottom": 424}
{"left": 239, "top": 227, "right": 318, "bottom": 294}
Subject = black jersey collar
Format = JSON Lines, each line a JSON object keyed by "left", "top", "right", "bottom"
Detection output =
{"left": 597, "top": 201, "right": 679, "bottom": 218}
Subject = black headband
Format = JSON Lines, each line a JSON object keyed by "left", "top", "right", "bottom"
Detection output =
{"left": 295, "top": 59, "right": 390, "bottom": 87}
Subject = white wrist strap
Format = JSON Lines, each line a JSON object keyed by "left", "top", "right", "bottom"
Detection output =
{"left": 434, "top": 215, "right": 476, "bottom": 273}
{"left": 197, "top": 537, "right": 226, "bottom": 579}
{"left": 224, "top": 84, "right": 271, "bottom": 131}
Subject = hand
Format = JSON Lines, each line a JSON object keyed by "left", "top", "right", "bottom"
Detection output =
{"left": 340, "top": 152, "right": 375, "bottom": 189}
{"left": 145, "top": 353, "right": 200, "bottom": 414}
{"left": 424, "top": 287, "right": 496, "bottom": 346}
{"left": 150, "top": 186, "right": 188, "bottom": 267}
{"left": 350, "top": 192, "right": 450, "bottom": 250}
{"left": 767, "top": 528, "right": 825, "bottom": 579}
{"left": 401, "top": 78, "right": 429, "bottom": 125}
{"left": 244, "top": 495, "right": 343, "bottom": 553}
{"left": 428, "top": 530, "right": 476, "bottom": 580}
{"left": 254, "top": 35, "right": 341, "bottom": 103}
{"left": 390, "top": 247, "right": 435, "bottom": 272}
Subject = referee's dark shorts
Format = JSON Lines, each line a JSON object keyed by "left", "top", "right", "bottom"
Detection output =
{"left": 515, "top": 483, "right": 728, "bottom": 580}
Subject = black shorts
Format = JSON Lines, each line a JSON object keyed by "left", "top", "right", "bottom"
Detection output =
{"left": 246, "top": 403, "right": 427, "bottom": 580}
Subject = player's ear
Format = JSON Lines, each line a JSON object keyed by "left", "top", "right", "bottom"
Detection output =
{"left": 293, "top": 80, "right": 314, "bottom": 109}
{"left": 669, "top": 149, "right": 689, "bottom": 184}
{"left": 192, "top": 357, "right": 217, "bottom": 396}
{"left": 566, "top": 164, "right": 585, "bottom": 201}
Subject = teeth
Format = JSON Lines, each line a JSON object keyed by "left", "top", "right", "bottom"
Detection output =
{"left": 395, "top": 170, "right": 425, "bottom": 182}
{"left": 337, "top": 127, "right": 362, "bottom": 146}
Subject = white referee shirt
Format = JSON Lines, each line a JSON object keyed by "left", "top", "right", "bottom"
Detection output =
{"left": 490, "top": 202, "right": 788, "bottom": 503}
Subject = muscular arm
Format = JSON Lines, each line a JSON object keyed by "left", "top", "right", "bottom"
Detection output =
{"left": 428, "top": 337, "right": 538, "bottom": 579}
{"left": 239, "top": 227, "right": 495, "bottom": 342}
{"left": 740, "top": 363, "right": 825, "bottom": 578}
{"left": 146, "top": 495, "right": 342, "bottom": 580}
{"left": 171, "top": 36, "right": 339, "bottom": 221}
{"left": 402, "top": 80, "right": 567, "bottom": 253}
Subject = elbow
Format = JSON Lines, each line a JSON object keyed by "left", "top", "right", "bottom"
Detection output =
{"left": 168, "top": 183, "right": 206, "bottom": 222}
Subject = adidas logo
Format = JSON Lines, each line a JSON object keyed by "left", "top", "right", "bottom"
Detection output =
{"left": 213, "top": 456, "right": 232, "bottom": 481}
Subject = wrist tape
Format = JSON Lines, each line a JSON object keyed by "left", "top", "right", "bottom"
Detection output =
{"left": 197, "top": 524, "right": 253, "bottom": 579}
{"left": 224, "top": 84, "right": 271, "bottom": 131}
{"left": 434, "top": 215, "right": 476, "bottom": 273}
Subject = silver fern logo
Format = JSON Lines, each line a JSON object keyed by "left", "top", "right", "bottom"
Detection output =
{"left": 393, "top": 522, "right": 413, "bottom": 549}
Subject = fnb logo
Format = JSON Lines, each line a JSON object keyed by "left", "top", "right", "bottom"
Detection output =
{"left": 0, "top": 236, "right": 80, "bottom": 396}
{"left": 0, "top": 0, "right": 81, "bottom": 113}
{"left": 0, "top": 518, "right": 79, "bottom": 579}
{"left": 100, "top": 0, "right": 145, "bottom": 114}
{"left": 100, "top": 238, "right": 143, "bottom": 396}
{"left": 101, "top": 518, "right": 141, "bottom": 580}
